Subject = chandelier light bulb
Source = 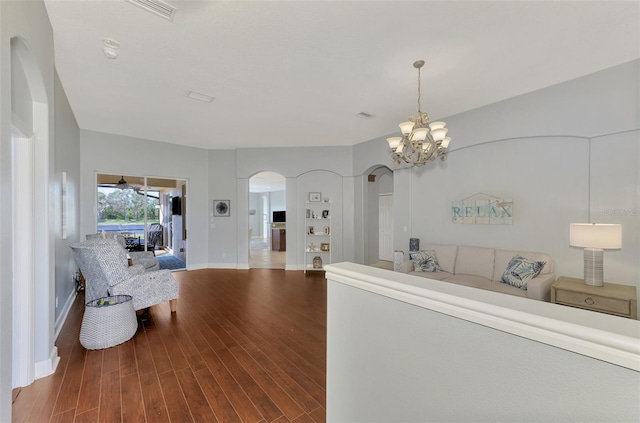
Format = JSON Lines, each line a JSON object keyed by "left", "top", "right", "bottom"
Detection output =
{"left": 430, "top": 127, "right": 448, "bottom": 142}
{"left": 441, "top": 137, "right": 451, "bottom": 149}
{"left": 387, "top": 137, "right": 402, "bottom": 149}
{"left": 412, "top": 127, "right": 429, "bottom": 141}
{"left": 429, "top": 121, "right": 446, "bottom": 130}
{"left": 399, "top": 121, "right": 415, "bottom": 136}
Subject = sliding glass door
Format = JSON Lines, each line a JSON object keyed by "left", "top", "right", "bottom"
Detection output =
{"left": 96, "top": 174, "right": 159, "bottom": 251}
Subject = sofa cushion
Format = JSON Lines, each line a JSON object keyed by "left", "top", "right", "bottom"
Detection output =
{"left": 423, "top": 244, "right": 458, "bottom": 274}
{"left": 500, "top": 256, "right": 546, "bottom": 290}
{"left": 454, "top": 246, "right": 495, "bottom": 279}
{"left": 409, "top": 250, "right": 441, "bottom": 272}
{"left": 493, "top": 249, "right": 554, "bottom": 281}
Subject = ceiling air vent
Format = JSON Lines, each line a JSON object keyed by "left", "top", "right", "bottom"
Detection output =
{"left": 357, "top": 112, "right": 375, "bottom": 120}
{"left": 126, "top": 0, "right": 177, "bottom": 21}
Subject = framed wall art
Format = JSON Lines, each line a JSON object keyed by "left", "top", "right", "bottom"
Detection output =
{"left": 214, "top": 200, "right": 230, "bottom": 217}
{"left": 309, "top": 192, "right": 321, "bottom": 202}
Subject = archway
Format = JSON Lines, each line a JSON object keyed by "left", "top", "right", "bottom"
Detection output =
{"left": 10, "top": 36, "right": 55, "bottom": 388}
{"left": 363, "top": 165, "right": 394, "bottom": 266}
{"left": 249, "top": 171, "right": 286, "bottom": 269}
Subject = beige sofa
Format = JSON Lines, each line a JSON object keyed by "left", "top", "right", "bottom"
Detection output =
{"left": 400, "top": 244, "right": 555, "bottom": 301}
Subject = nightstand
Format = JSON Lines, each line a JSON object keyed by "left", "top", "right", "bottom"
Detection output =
{"left": 551, "top": 276, "right": 637, "bottom": 319}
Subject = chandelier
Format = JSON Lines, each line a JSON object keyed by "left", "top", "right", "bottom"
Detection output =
{"left": 387, "top": 60, "right": 451, "bottom": 167}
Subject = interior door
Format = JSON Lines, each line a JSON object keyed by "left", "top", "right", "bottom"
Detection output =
{"left": 379, "top": 194, "right": 394, "bottom": 261}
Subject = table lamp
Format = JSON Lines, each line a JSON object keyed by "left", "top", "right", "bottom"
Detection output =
{"left": 569, "top": 223, "right": 622, "bottom": 286}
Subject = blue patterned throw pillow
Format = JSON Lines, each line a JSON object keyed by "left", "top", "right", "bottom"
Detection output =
{"left": 409, "top": 250, "right": 441, "bottom": 272}
{"left": 501, "top": 255, "right": 546, "bottom": 290}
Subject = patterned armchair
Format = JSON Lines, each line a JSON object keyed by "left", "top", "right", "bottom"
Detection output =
{"left": 86, "top": 233, "right": 159, "bottom": 271}
{"left": 71, "top": 238, "right": 178, "bottom": 312}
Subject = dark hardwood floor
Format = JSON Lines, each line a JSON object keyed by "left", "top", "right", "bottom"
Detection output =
{"left": 12, "top": 269, "right": 327, "bottom": 422}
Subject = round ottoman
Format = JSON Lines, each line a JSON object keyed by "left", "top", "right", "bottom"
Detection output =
{"left": 80, "top": 295, "right": 137, "bottom": 350}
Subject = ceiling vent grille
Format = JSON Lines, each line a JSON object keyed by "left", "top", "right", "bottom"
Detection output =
{"left": 357, "top": 112, "right": 375, "bottom": 120}
{"left": 126, "top": 0, "right": 177, "bottom": 21}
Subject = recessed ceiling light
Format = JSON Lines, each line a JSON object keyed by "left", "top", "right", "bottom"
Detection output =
{"left": 357, "top": 112, "right": 375, "bottom": 119}
{"left": 103, "top": 38, "right": 120, "bottom": 49}
{"left": 187, "top": 91, "right": 215, "bottom": 103}
{"left": 103, "top": 48, "right": 119, "bottom": 59}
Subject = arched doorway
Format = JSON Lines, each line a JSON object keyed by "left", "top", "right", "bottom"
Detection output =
{"left": 364, "top": 166, "right": 394, "bottom": 267}
{"left": 10, "top": 36, "right": 56, "bottom": 388}
{"left": 249, "top": 172, "right": 286, "bottom": 269}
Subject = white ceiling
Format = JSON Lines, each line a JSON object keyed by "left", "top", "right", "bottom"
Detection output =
{"left": 44, "top": 1, "right": 639, "bottom": 150}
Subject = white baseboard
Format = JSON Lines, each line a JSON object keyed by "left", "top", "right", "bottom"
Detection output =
{"left": 55, "top": 290, "right": 77, "bottom": 341}
{"left": 35, "top": 346, "right": 59, "bottom": 380}
{"left": 205, "top": 263, "right": 243, "bottom": 269}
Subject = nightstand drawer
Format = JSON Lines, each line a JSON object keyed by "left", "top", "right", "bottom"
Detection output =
{"left": 555, "top": 290, "right": 631, "bottom": 316}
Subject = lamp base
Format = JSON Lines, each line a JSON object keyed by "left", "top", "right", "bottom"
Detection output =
{"left": 583, "top": 248, "right": 604, "bottom": 287}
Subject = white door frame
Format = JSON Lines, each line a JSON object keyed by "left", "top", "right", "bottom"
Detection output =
{"left": 11, "top": 126, "right": 35, "bottom": 388}
{"left": 378, "top": 193, "right": 394, "bottom": 261}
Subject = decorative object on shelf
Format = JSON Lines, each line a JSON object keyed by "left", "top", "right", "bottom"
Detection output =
{"left": 308, "top": 226, "right": 314, "bottom": 235}
{"left": 387, "top": 60, "right": 452, "bottom": 167}
{"left": 322, "top": 210, "right": 330, "bottom": 219}
{"left": 323, "top": 197, "right": 330, "bottom": 202}
{"left": 306, "top": 209, "right": 311, "bottom": 218}
{"left": 452, "top": 193, "right": 513, "bottom": 225}
{"left": 569, "top": 223, "right": 622, "bottom": 287}
{"left": 309, "top": 192, "right": 321, "bottom": 202}
{"left": 393, "top": 250, "right": 405, "bottom": 272}
{"left": 409, "top": 238, "right": 420, "bottom": 252}
{"left": 320, "top": 243, "right": 330, "bottom": 252}
{"left": 214, "top": 200, "right": 230, "bottom": 217}
{"left": 324, "top": 226, "right": 330, "bottom": 235}
{"left": 308, "top": 242, "right": 317, "bottom": 251}
{"left": 313, "top": 256, "right": 323, "bottom": 269}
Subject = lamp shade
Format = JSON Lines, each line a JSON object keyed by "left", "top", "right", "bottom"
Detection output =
{"left": 387, "top": 137, "right": 402, "bottom": 149}
{"left": 399, "top": 121, "right": 415, "bottom": 136}
{"left": 569, "top": 223, "right": 622, "bottom": 249}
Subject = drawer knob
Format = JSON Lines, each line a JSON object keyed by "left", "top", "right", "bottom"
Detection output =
{"left": 584, "top": 297, "right": 595, "bottom": 305}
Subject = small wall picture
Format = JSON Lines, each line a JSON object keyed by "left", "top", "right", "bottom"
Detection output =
{"left": 214, "top": 200, "right": 230, "bottom": 217}
{"left": 320, "top": 243, "right": 330, "bottom": 252}
{"left": 324, "top": 226, "right": 330, "bottom": 235}
{"left": 309, "top": 192, "right": 321, "bottom": 202}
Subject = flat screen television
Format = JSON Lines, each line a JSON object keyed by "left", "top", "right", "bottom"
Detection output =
{"left": 272, "top": 210, "right": 286, "bottom": 223}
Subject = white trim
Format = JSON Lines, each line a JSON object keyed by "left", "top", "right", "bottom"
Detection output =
{"left": 12, "top": 134, "right": 35, "bottom": 388}
{"left": 34, "top": 347, "right": 59, "bottom": 380}
{"left": 54, "top": 290, "right": 77, "bottom": 341}
{"left": 325, "top": 262, "right": 640, "bottom": 371}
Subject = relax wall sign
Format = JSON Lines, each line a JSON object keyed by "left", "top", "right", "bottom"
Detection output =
{"left": 451, "top": 193, "right": 513, "bottom": 224}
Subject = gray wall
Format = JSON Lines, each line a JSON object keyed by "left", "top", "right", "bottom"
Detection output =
{"left": 53, "top": 70, "right": 80, "bottom": 322}
{"left": 79, "top": 130, "right": 210, "bottom": 267}
{"left": 327, "top": 279, "right": 640, "bottom": 422}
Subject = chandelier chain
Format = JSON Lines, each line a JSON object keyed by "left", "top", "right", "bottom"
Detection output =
{"left": 417, "top": 66, "right": 421, "bottom": 114}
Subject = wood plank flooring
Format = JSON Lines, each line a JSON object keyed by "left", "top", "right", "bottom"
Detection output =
{"left": 12, "top": 269, "right": 327, "bottom": 422}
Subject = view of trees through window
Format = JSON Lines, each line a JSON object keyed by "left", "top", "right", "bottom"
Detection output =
{"left": 97, "top": 187, "right": 160, "bottom": 234}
